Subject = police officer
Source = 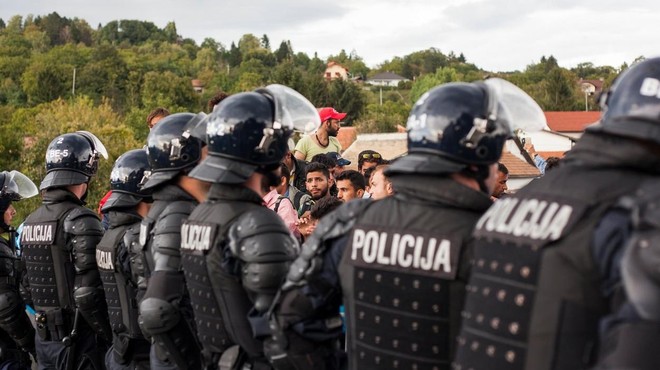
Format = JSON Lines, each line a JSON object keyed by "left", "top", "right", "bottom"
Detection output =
{"left": 453, "top": 57, "right": 660, "bottom": 370}
{"left": 97, "top": 149, "right": 153, "bottom": 370}
{"left": 136, "top": 113, "right": 207, "bottom": 370}
{"left": 21, "top": 131, "right": 110, "bottom": 369}
{"left": 180, "top": 85, "right": 312, "bottom": 369}
{"left": 593, "top": 179, "right": 660, "bottom": 370}
{"left": 265, "top": 79, "right": 533, "bottom": 370}
{"left": 0, "top": 171, "right": 38, "bottom": 369}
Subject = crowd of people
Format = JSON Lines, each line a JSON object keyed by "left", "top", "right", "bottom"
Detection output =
{"left": 0, "top": 58, "right": 658, "bottom": 370}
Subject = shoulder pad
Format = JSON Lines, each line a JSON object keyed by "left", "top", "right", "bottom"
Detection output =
{"left": 228, "top": 207, "right": 298, "bottom": 262}
{"left": 63, "top": 207, "right": 104, "bottom": 236}
{"left": 154, "top": 201, "right": 197, "bottom": 236}
{"left": 285, "top": 199, "right": 373, "bottom": 287}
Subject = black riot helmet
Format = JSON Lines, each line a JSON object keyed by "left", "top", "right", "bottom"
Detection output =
{"left": 0, "top": 170, "right": 38, "bottom": 231}
{"left": 388, "top": 81, "right": 512, "bottom": 177}
{"left": 142, "top": 112, "right": 204, "bottom": 190}
{"left": 102, "top": 149, "right": 153, "bottom": 212}
{"left": 588, "top": 57, "right": 660, "bottom": 145}
{"left": 40, "top": 131, "right": 108, "bottom": 191}
{"left": 191, "top": 84, "right": 320, "bottom": 184}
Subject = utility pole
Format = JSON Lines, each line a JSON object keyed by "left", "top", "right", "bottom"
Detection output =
{"left": 72, "top": 68, "right": 76, "bottom": 96}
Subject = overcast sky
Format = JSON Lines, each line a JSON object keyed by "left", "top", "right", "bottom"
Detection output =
{"left": 3, "top": 0, "right": 660, "bottom": 72}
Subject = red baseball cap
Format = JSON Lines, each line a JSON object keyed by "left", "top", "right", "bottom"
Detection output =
{"left": 319, "top": 107, "right": 347, "bottom": 122}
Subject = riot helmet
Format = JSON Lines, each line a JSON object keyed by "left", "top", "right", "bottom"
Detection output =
{"left": 0, "top": 170, "right": 38, "bottom": 231}
{"left": 389, "top": 81, "right": 512, "bottom": 175}
{"left": 191, "top": 84, "right": 320, "bottom": 184}
{"left": 388, "top": 78, "right": 545, "bottom": 192}
{"left": 588, "top": 57, "right": 660, "bottom": 145}
{"left": 142, "top": 113, "right": 204, "bottom": 190}
{"left": 40, "top": 131, "right": 108, "bottom": 191}
{"left": 102, "top": 149, "right": 153, "bottom": 212}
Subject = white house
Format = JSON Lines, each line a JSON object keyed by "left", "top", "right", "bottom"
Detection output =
{"left": 324, "top": 62, "right": 348, "bottom": 81}
{"left": 367, "top": 72, "right": 409, "bottom": 87}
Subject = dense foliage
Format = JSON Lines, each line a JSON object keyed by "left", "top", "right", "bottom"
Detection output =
{"left": 0, "top": 13, "right": 638, "bottom": 217}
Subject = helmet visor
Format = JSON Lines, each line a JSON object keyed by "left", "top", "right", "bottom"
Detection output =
{"left": 4, "top": 171, "right": 38, "bottom": 200}
{"left": 263, "top": 84, "right": 321, "bottom": 134}
{"left": 76, "top": 130, "right": 109, "bottom": 159}
{"left": 485, "top": 78, "right": 548, "bottom": 133}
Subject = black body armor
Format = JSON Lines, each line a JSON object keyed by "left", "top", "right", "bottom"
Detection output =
{"left": 454, "top": 134, "right": 658, "bottom": 370}
{"left": 269, "top": 175, "right": 491, "bottom": 370}
{"left": 137, "top": 185, "right": 202, "bottom": 369}
{"left": 21, "top": 189, "right": 109, "bottom": 342}
{"left": 96, "top": 209, "right": 150, "bottom": 365}
{"left": 0, "top": 236, "right": 35, "bottom": 362}
{"left": 181, "top": 183, "right": 297, "bottom": 368}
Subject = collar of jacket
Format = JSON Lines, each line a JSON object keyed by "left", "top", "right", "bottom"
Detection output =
{"left": 207, "top": 183, "right": 265, "bottom": 205}
{"left": 152, "top": 184, "right": 198, "bottom": 202}
{"left": 391, "top": 174, "right": 493, "bottom": 212}
{"left": 42, "top": 188, "right": 85, "bottom": 205}
{"left": 106, "top": 210, "right": 142, "bottom": 228}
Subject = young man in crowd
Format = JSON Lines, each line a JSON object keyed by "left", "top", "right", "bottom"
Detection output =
{"left": 335, "top": 170, "right": 366, "bottom": 202}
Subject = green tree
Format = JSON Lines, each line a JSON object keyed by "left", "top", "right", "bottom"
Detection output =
{"left": 6, "top": 96, "right": 141, "bottom": 219}
{"left": 261, "top": 34, "right": 271, "bottom": 50}
{"left": 275, "top": 40, "right": 292, "bottom": 63}
{"left": 327, "top": 79, "right": 366, "bottom": 124}
{"left": 410, "top": 67, "right": 461, "bottom": 103}
{"left": 141, "top": 70, "right": 197, "bottom": 110}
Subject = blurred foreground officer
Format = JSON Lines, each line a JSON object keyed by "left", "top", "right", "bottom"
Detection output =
{"left": 97, "top": 150, "right": 152, "bottom": 370}
{"left": 137, "top": 113, "right": 207, "bottom": 370}
{"left": 180, "top": 85, "right": 314, "bottom": 369}
{"left": 0, "top": 171, "right": 38, "bottom": 369}
{"left": 265, "top": 79, "right": 537, "bottom": 370}
{"left": 454, "top": 57, "right": 660, "bottom": 370}
{"left": 21, "top": 131, "right": 110, "bottom": 369}
{"left": 593, "top": 180, "right": 660, "bottom": 370}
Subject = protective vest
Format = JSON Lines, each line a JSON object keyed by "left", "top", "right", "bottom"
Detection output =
{"left": 454, "top": 165, "right": 653, "bottom": 370}
{"left": 96, "top": 213, "right": 142, "bottom": 338}
{"left": 181, "top": 184, "right": 297, "bottom": 363}
{"left": 21, "top": 200, "right": 77, "bottom": 312}
{"left": 338, "top": 179, "right": 487, "bottom": 370}
{"left": 0, "top": 238, "right": 18, "bottom": 289}
{"left": 594, "top": 179, "right": 660, "bottom": 370}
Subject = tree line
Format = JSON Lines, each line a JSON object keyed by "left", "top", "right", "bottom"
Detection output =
{"left": 0, "top": 13, "right": 641, "bottom": 215}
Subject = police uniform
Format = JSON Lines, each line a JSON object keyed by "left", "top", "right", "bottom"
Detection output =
{"left": 454, "top": 57, "right": 660, "bottom": 370}
{"left": 136, "top": 113, "right": 207, "bottom": 370}
{"left": 266, "top": 80, "right": 523, "bottom": 370}
{"left": 97, "top": 149, "right": 153, "bottom": 370}
{"left": 0, "top": 235, "right": 34, "bottom": 369}
{"left": 593, "top": 179, "right": 660, "bottom": 370}
{"left": 22, "top": 188, "right": 109, "bottom": 369}
{"left": 180, "top": 88, "right": 307, "bottom": 369}
{"left": 21, "top": 132, "right": 110, "bottom": 370}
{"left": 0, "top": 170, "right": 37, "bottom": 370}
{"left": 138, "top": 185, "right": 201, "bottom": 369}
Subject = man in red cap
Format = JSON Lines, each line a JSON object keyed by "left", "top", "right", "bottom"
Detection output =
{"left": 294, "top": 107, "right": 346, "bottom": 161}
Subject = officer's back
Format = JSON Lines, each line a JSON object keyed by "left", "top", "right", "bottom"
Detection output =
{"left": 21, "top": 131, "right": 110, "bottom": 370}
{"left": 454, "top": 57, "right": 660, "bottom": 370}
{"left": 265, "top": 79, "right": 534, "bottom": 370}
